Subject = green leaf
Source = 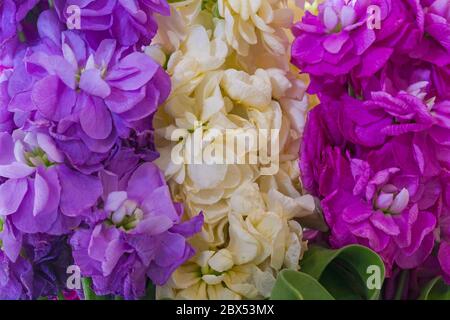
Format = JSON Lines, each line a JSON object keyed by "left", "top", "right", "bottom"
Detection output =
{"left": 419, "top": 277, "right": 450, "bottom": 300}
{"left": 270, "top": 269, "right": 335, "bottom": 300}
{"left": 300, "top": 245, "right": 385, "bottom": 300}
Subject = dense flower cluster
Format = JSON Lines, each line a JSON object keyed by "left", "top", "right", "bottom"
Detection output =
{"left": 0, "top": 0, "right": 201, "bottom": 299}
{"left": 150, "top": 0, "right": 321, "bottom": 300}
{"left": 1, "top": 0, "right": 449, "bottom": 301}
{"left": 294, "top": 0, "right": 450, "bottom": 284}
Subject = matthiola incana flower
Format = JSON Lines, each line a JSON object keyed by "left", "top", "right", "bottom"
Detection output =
{"left": 413, "top": 0, "right": 450, "bottom": 67}
{"left": 300, "top": 85, "right": 450, "bottom": 275}
{"left": 217, "top": 0, "right": 293, "bottom": 57}
{"left": 0, "top": 0, "right": 41, "bottom": 45}
{"left": 151, "top": 0, "right": 319, "bottom": 301}
{"left": 54, "top": 0, "right": 170, "bottom": 46}
{"left": 0, "top": 69, "right": 14, "bottom": 133}
{"left": 0, "top": 232, "right": 73, "bottom": 300}
{"left": 70, "top": 162, "right": 203, "bottom": 299}
{"left": 6, "top": 10, "right": 170, "bottom": 159}
{"left": 19, "top": 233, "right": 73, "bottom": 298}
{"left": 0, "top": 129, "right": 102, "bottom": 246}
{"left": 159, "top": 182, "right": 315, "bottom": 299}
{"left": 0, "top": 249, "right": 33, "bottom": 300}
{"left": 291, "top": 0, "right": 424, "bottom": 98}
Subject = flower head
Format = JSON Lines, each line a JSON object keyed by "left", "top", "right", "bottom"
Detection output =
{"left": 291, "top": 0, "right": 424, "bottom": 98}
{"left": 300, "top": 89, "right": 450, "bottom": 274}
{"left": 6, "top": 10, "right": 170, "bottom": 159}
{"left": 0, "top": 129, "right": 102, "bottom": 248}
{"left": 54, "top": 0, "right": 170, "bottom": 46}
{"left": 0, "top": 233, "right": 73, "bottom": 300}
{"left": 70, "top": 162, "right": 203, "bottom": 299}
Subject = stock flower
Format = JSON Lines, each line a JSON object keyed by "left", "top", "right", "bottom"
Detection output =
{"left": 0, "top": 69, "right": 14, "bottom": 133}
{"left": 160, "top": 182, "right": 315, "bottom": 299}
{"left": 0, "top": 250, "right": 33, "bottom": 300}
{"left": 227, "top": 183, "right": 313, "bottom": 271}
{"left": 165, "top": 24, "right": 228, "bottom": 91}
{"left": 54, "top": 0, "right": 170, "bottom": 46}
{"left": 0, "top": 129, "right": 102, "bottom": 245}
{"left": 300, "top": 89, "right": 450, "bottom": 273}
{"left": 6, "top": 10, "right": 170, "bottom": 160}
{"left": 0, "top": 233, "right": 73, "bottom": 300}
{"left": 158, "top": 250, "right": 261, "bottom": 300}
{"left": 217, "top": 0, "right": 293, "bottom": 57}
{"left": 339, "top": 85, "right": 435, "bottom": 148}
{"left": 151, "top": 0, "right": 203, "bottom": 54}
{"left": 153, "top": 0, "right": 318, "bottom": 300}
{"left": 288, "top": 0, "right": 450, "bottom": 296}
{"left": 19, "top": 233, "right": 73, "bottom": 298}
{"left": 291, "top": 0, "right": 424, "bottom": 97}
{"left": 153, "top": 67, "right": 295, "bottom": 247}
{"left": 181, "top": 164, "right": 258, "bottom": 247}
{"left": 412, "top": 0, "right": 450, "bottom": 66}
{"left": 0, "top": 0, "right": 40, "bottom": 45}
{"left": 70, "top": 162, "right": 203, "bottom": 299}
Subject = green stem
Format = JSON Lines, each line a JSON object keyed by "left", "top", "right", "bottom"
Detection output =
{"left": 81, "top": 278, "right": 96, "bottom": 300}
{"left": 394, "top": 270, "right": 409, "bottom": 300}
{"left": 142, "top": 282, "right": 156, "bottom": 300}
{"left": 57, "top": 291, "right": 65, "bottom": 300}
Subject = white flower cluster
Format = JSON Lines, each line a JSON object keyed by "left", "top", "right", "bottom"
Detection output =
{"left": 148, "top": 0, "right": 320, "bottom": 299}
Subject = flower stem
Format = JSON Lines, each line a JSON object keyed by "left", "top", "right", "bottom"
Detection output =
{"left": 81, "top": 278, "right": 96, "bottom": 300}
{"left": 394, "top": 270, "right": 409, "bottom": 300}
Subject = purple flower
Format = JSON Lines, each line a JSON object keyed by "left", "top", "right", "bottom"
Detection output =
{"left": 321, "top": 147, "right": 436, "bottom": 274}
{"left": 336, "top": 88, "right": 450, "bottom": 174}
{"left": 0, "top": 70, "right": 15, "bottom": 133}
{"left": 412, "top": 0, "right": 450, "bottom": 66}
{"left": 22, "top": 233, "right": 74, "bottom": 298}
{"left": 6, "top": 10, "right": 170, "bottom": 158}
{"left": 0, "top": 250, "right": 33, "bottom": 300}
{"left": 300, "top": 92, "right": 449, "bottom": 274}
{"left": 0, "top": 129, "right": 102, "bottom": 247}
{"left": 439, "top": 242, "right": 450, "bottom": 283}
{"left": 338, "top": 89, "right": 435, "bottom": 148}
{"left": 54, "top": 0, "right": 170, "bottom": 46}
{"left": 438, "top": 174, "right": 450, "bottom": 283}
{"left": 70, "top": 162, "right": 203, "bottom": 299}
{"left": 0, "top": 232, "right": 73, "bottom": 299}
{"left": 0, "top": 0, "right": 41, "bottom": 45}
{"left": 291, "top": 0, "right": 424, "bottom": 98}
{"left": 351, "top": 56, "right": 450, "bottom": 101}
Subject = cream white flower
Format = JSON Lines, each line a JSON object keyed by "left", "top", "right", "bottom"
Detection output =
{"left": 167, "top": 25, "right": 228, "bottom": 91}
{"left": 157, "top": 250, "right": 263, "bottom": 300}
{"left": 159, "top": 182, "right": 315, "bottom": 300}
{"left": 155, "top": 0, "right": 321, "bottom": 301}
{"left": 153, "top": 0, "right": 203, "bottom": 52}
{"left": 217, "top": 0, "right": 293, "bottom": 57}
{"left": 182, "top": 164, "right": 259, "bottom": 247}
{"left": 221, "top": 69, "right": 272, "bottom": 109}
{"left": 227, "top": 182, "right": 313, "bottom": 269}
{"left": 154, "top": 70, "right": 268, "bottom": 186}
